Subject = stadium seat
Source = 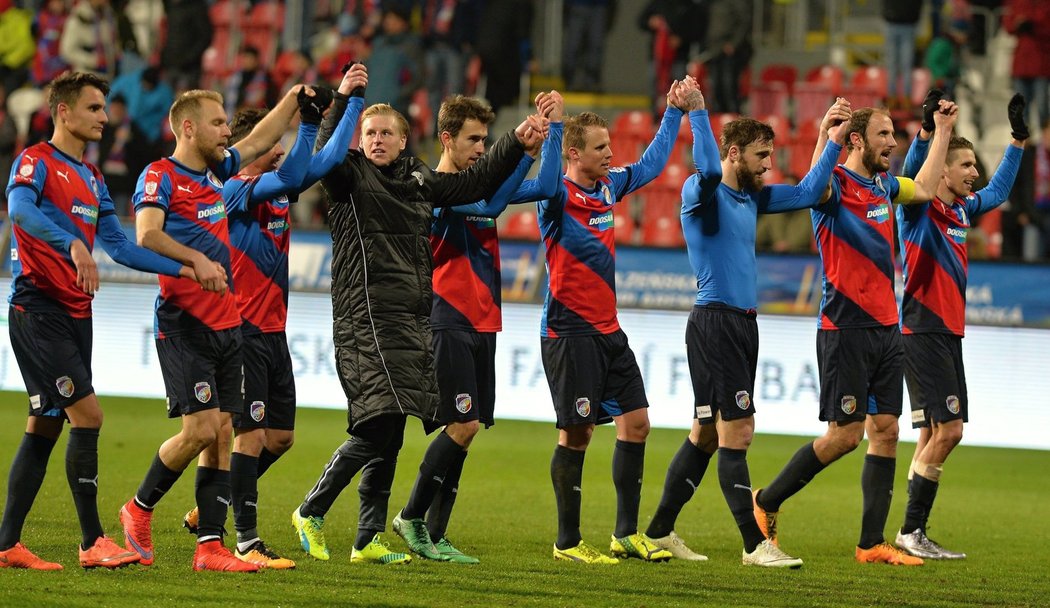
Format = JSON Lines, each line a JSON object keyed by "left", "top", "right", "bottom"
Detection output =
{"left": 408, "top": 88, "right": 433, "bottom": 140}
{"left": 749, "top": 82, "right": 789, "bottom": 122}
{"left": 640, "top": 189, "right": 685, "bottom": 248}
{"left": 501, "top": 208, "right": 541, "bottom": 240}
{"left": 7, "top": 87, "right": 44, "bottom": 145}
{"left": 910, "top": 67, "right": 933, "bottom": 107}
{"left": 793, "top": 82, "right": 833, "bottom": 129}
{"left": 760, "top": 113, "right": 791, "bottom": 147}
{"left": 760, "top": 63, "right": 798, "bottom": 96}
{"left": 612, "top": 110, "right": 655, "bottom": 161}
{"left": 208, "top": 0, "right": 245, "bottom": 29}
{"left": 850, "top": 66, "right": 889, "bottom": 105}
{"left": 613, "top": 203, "right": 636, "bottom": 245}
{"left": 709, "top": 112, "right": 739, "bottom": 146}
{"left": 805, "top": 64, "right": 844, "bottom": 96}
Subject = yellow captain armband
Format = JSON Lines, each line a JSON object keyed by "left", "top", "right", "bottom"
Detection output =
{"left": 894, "top": 177, "right": 918, "bottom": 204}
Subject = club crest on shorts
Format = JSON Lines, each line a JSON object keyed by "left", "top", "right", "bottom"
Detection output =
{"left": 841, "top": 395, "right": 857, "bottom": 415}
{"left": 194, "top": 382, "right": 212, "bottom": 403}
{"left": 55, "top": 376, "right": 74, "bottom": 398}
{"left": 735, "top": 390, "right": 751, "bottom": 410}
{"left": 250, "top": 400, "right": 265, "bottom": 422}
{"left": 946, "top": 395, "right": 960, "bottom": 415}
{"left": 455, "top": 393, "right": 472, "bottom": 414}
{"left": 575, "top": 397, "right": 591, "bottom": 417}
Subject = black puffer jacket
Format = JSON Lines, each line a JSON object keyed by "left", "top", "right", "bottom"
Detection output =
{"left": 316, "top": 95, "right": 525, "bottom": 430}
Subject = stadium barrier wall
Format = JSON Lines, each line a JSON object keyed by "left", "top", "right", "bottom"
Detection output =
{"left": 0, "top": 282, "right": 1046, "bottom": 451}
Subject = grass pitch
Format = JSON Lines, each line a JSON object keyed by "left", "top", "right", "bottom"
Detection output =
{"left": 0, "top": 392, "right": 1047, "bottom": 607}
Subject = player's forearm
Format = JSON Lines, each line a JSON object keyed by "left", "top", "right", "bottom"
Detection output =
{"left": 511, "top": 122, "right": 563, "bottom": 203}
{"left": 629, "top": 106, "right": 683, "bottom": 189}
{"left": 137, "top": 224, "right": 211, "bottom": 267}
{"left": 236, "top": 91, "right": 298, "bottom": 167}
{"left": 690, "top": 109, "right": 723, "bottom": 187}
{"left": 901, "top": 135, "right": 930, "bottom": 180}
{"left": 430, "top": 131, "right": 526, "bottom": 207}
{"left": 912, "top": 129, "right": 953, "bottom": 200}
{"left": 305, "top": 96, "right": 364, "bottom": 187}
{"left": 974, "top": 144, "right": 1024, "bottom": 213}
{"left": 763, "top": 141, "right": 843, "bottom": 213}
{"left": 97, "top": 213, "right": 185, "bottom": 277}
{"left": 250, "top": 123, "right": 318, "bottom": 203}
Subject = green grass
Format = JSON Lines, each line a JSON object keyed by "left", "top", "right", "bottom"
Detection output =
{"left": 0, "top": 392, "right": 1048, "bottom": 607}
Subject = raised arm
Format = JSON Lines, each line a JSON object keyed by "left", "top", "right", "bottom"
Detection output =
{"left": 233, "top": 85, "right": 320, "bottom": 168}
{"left": 969, "top": 94, "right": 1029, "bottom": 215}
{"left": 307, "top": 64, "right": 368, "bottom": 184}
{"left": 907, "top": 100, "right": 959, "bottom": 203}
{"left": 809, "top": 97, "right": 851, "bottom": 169}
{"left": 760, "top": 121, "right": 847, "bottom": 213}
{"left": 619, "top": 83, "right": 686, "bottom": 195}
{"left": 244, "top": 122, "right": 318, "bottom": 205}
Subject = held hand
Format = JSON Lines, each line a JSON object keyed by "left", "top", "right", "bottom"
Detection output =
{"left": 676, "top": 77, "right": 705, "bottom": 111}
{"left": 339, "top": 62, "right": 368, "bottom": 97}
{"left": 70, "top": 239, "right": 99, "bottom": 296}
{"left": 921, "top": 88, "right": 945, "bottom": 133}
{"left": 820, "top": 97, "right": 851, "bottom": 133}
{"left": 298, "top": 86, "right": 334, "bottom": 125}
{"left": 665, "top": 79, "right": 681, "bottom": 110}
{"left": 933, "top": 99, "right": 959, "bottom": 132}
{"left": 827, "top": 119, "right": 848, "bottom": 146}
{"left": 191, "top": 255, "right": 227, "bottom": 294}
{"left": 515, "top": 114, "right": 548, "bottom": 145}
{"left": 1008, "top": 93, "right": 1030, "bottom": 141}
{"left": 522, "top": 118, "right": 546, "bottom": 157}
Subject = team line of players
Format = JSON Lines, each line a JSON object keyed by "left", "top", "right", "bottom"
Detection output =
{"left": 0, "top": 65, "right": 1026, "bottom": 572}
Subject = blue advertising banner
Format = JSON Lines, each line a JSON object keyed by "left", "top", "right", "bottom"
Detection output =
{"left": 6, "top": 223, "right": 1048, "bottom": 328}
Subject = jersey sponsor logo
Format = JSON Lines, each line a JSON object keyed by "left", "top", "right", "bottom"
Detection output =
{"left": 841, "top": 394, "right": 857, "bottom": 415}
{"left": 464, "top": 215, "right": 496, "bottom": 228}
{"left": 194, "top": 381, "right": 212, "bottom": 403}
{"left": 55, "top": 376, "right": 75, "bottom": 398}
{"left": 911, "top": 408, "right": 926, "bottom": 424}
{"left": 455, "top": 393, "right": 472, "bottom": 414}
{"left": 71, "top": 200, "right": 99, "bottom": 224}
{"left": 695, "top": 404, "right": 712, "bottom": 419}
{"left": 946, "top": 395, "right": 960, "bottom": 415}
{"left": 197, "top": 201, "right": 227, "bottom": 223}
{"left": 55, "top": 169, "right": 71, "bottom": 183}
{"left": 249, "top": 400, "right": 266, "bottom": 422}
{"left": 588, "top": 210, "right": 614, "bottom": 231}
{"left": 946, "top": 226, "right": 967, "bottom": 244}
{"left": 575, "top": 397, "right": 591, "bottom": 417}
{"left": 735, "top": 390, "right": 751, "bottom": 410}
{"left": 866, "top": 203, "right": 890, "bottom": 223}
{"left": 266, "top": 219, "right": 287, "bottom": 236}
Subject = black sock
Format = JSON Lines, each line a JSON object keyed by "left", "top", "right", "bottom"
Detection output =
{"left": 195, "top": 467, "right": 231, "bottom": 541}
{"left": 717, "top": 447, "right": 765, "bottom": 553}
{"left": 612, "top": 440, "right": 645, "bottom": 539}
{"left": 134, "top": 452, "right": 183, "bottom": 510}
{"left": 646, "top": 438, "right": 712, "bottom": 538}
{"left": 551, "top": 445, "right": 585, "bottom": 550}
{"left": 256, "top": 448, "right": 282, "bottom": 479}
{"left": 0, "top": 433, "right": 57, "bottom": 550}
{"left": 758, "top": 441, "right": 826, "bottom": 512}
{"left": 66, "top": 428, "right": 104, "bottom": 549}
{"left": 356, "top": 416, "right": 406, "bottom": 549}
{"left": 427, "top": 449, "right": 467, "bottom": 541}
{"left": 402, "top": 432, "right": 461, "bottom": 520}
{"left": 902, "top": 473, "right": 939, "bottom": 535}
{"left": 230, "top": 452, "right": 259, "bottom": 544}
{"left": 859, "top": 454, "right": 895, "bottom": 549}
{"left": 354, "top": 528, "right": 376, "bottom": 551}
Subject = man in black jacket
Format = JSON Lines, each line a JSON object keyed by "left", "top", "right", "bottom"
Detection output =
{"left": 291, "top": 65, "right": 547, "bottom": 564}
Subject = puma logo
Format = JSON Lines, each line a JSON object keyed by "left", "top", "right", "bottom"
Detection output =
{"left": 147, "top": 170, "right": 162, "bottom": 177}
{"left": 177, "top": 185, "right": 193, "bottom": 193}
{"left": 216, "top": 496, "right": 231, "bottom": 506}
{"left": 78, "top": 476, "right": 98, "bottom": 487}
{"left": 56, "top": 170, "right": 70, "bottom": 183}
{"left": 685, "top": 479, "right": 698, "bottom": 491}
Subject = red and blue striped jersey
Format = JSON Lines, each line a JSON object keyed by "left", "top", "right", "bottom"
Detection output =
{"left": 6, "top": 142, "right": 107, "bottom": 318}
{"left": 897, "top": 144, "right": 1022, "bottom": 336}
{"left": 133, "top": 151, "right": 241, "bottom": 337}
{"left": 225, "top": 175, "right": 291, "bottom": 334}
{"left": 812, "top": 165, "right": 906, "bottom": 330}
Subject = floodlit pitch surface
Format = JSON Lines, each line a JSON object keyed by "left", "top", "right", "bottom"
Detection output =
{"left": 0, "top": 392, "right": 1046, "bottom": 607}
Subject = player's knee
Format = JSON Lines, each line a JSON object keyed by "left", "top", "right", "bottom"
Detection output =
{"left": 561, "top": 425, "right": 593, "bottom": 450}
{"left": 446, "top": 421, "right": 480, "bottom": 446}
{"left": 936, "top": 424, "right": 963, "bottom": 449}
{"left": 270, "top": 434, "right": 295, "bottom": 455}
{"left": 621, "top": 417, "right": 650, "bottom": 442}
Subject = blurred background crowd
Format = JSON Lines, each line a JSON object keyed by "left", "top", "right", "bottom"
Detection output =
{"left": 0, "top": 0, "right": 1048, "bottom": 263}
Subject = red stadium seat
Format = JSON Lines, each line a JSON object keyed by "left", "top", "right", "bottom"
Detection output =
{"left": 749, "top": 82, "right": 789, "bottom": 122}
{"left": 793, "top": 82, "right": 833, "bottom": 129}
{"left": 759, "top": 113, "right": 791, "bottom": 147}
{"left": 805, "top": 65, "right": 844, "bottom": 95}
{"left": 709, "top": 112, "right": 739, "bottom": 147}
{"left": 910, "top": 67, "right": 932, "bottom": 107}
{"left": 612, "top": 110, "right": 655, "bottom": 162}
{"left": 850, "top": 66, "right": 889, "bottom": 101}
{"left": 501, "top": 208, "right": 541, "bottom": 240}
{"left": 641, "top": 188, "right": 685, "bottom": 248}
{"left": 613, "top": 203, "right": 636, "bottom": 245}
{"left": 760, "top": 64, "right": 798, "bottom": 95}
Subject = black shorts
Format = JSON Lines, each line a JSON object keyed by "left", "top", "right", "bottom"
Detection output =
{"left": 433, "top": 329, "right": 496, "bottom": 427}
{"left": 234, "top": 331, "right": 296, "bottom": 431}
{"left": 540, "top": 330, "right": 649, "bottom": 429}
{"left": 686, "top": 304, "right": 758, "bottom": 424}
{"left": 903, "top": 333, "right": 968, "bottom": 428}
{"left": 8, "top": 307, "right": 94, "bottom": 418}
{"left": 156, "top": 327, "right": 243, "bottom": 419}
{"left": 816, "top": 326, "right": 903, "bottom": 423}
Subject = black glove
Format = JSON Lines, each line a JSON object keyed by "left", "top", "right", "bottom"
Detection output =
{"left": 921, "top": 88, "right": 945, "bottom": 133}
{"left": 1008, "top": 93, "right": 1029, "bottom": 140}
{"left": 298, "top": 86, "right": 334, "bottom": 125}
{"left": 342, "top": 61, "right": 366, "bottom": 98}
